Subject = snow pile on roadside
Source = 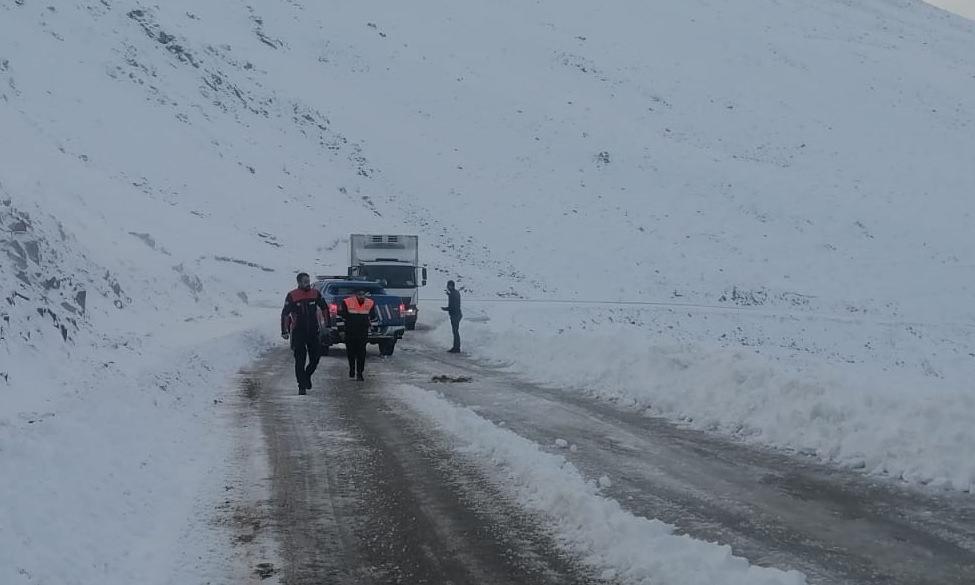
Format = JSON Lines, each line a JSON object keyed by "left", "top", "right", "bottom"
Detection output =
{"left": 1, "top": 177, "right": 282, "bottom": 583}
{"left": 393, "top": 384, "right": 807, "bottom": 585}
{"left": 0, "top": 312, "right": 277, "bottom": 585}
{"left": 437, "top": 303, "right": 975, "bottom": 492}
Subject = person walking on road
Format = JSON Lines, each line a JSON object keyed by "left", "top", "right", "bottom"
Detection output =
{"left": 339, "top": 288, "right": 379, "bottom": 381}
{"left": 442, "top": 280, "right": 462, "bottom": 353}
{"left": 281, "top": 272, "right": 329, "bottom": 395}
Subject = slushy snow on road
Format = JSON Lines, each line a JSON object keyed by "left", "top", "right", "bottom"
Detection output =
{"left": 393, "top": 384, "right": 806, "bottom": 585}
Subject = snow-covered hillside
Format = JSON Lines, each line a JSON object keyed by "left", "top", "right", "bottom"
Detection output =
{"left": 927, "top": 0, "right": 975, "bottom": 20}
{"left": 3, "top": 0, "right": 975, "bottom": 582}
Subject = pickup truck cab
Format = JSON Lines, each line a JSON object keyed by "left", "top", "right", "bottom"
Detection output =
{"left": 316, "top": 278, "right": 407, "bottom": 356}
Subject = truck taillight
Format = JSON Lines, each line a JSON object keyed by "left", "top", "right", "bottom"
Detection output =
{"left": 399, "top": 303, "right": 406, "bottom": 317}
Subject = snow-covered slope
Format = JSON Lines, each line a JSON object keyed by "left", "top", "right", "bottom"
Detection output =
{"left": 927, "top": 0, "right": 975, "bottom": 20}
{"left": 2, "top": 0, "right": 975, "bottom": 582}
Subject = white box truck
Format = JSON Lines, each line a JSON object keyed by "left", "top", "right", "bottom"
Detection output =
{"left": 348, "top": 234, "right": 427, "bottom": 330}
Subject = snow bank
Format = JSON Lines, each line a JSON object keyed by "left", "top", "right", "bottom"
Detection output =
{"left": 393, "top": 384, "right": 807, "bottom": 585}
{"left": 0, "top": 311, "right": 276, "bottom": 585}
{"left": 442, "top": 303, "right": 975, "bottom": 492}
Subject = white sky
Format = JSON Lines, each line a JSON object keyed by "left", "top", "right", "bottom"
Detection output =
{"left": 925, "top": 0, "right": 975, "bottom": 19}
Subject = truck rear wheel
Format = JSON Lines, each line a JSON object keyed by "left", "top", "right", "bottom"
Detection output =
{"left": 379, "top": 340, "right": 396, "bottom": 356}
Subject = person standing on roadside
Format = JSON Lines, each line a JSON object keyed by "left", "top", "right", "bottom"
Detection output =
{"left": 441, "top": 280, "right": 462, "bottom": 353}
{"left": 339, "top": 288, "right": 379, "bottom": 381}
{"left": 281, "top": 272, "right": 329, "bottom": 395}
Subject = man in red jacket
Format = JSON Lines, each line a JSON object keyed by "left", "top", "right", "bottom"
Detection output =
{"left": 281, "top": 272, "right": 329, "bottom": 395}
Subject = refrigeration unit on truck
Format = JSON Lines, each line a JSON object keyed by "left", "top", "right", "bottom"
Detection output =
{"left": 348, "top": 234, "right": 427, "bottom": 330}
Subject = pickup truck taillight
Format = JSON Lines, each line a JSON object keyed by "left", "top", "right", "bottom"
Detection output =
{"left": 399, "top": 303, "right": 406, "bottom": 317}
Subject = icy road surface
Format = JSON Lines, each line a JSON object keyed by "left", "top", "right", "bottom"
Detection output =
{"left": 231, "top": 334, "right": 975, "bottom": 585}
{"left": 234, "top": 348, "right": 596, "bottom": 585}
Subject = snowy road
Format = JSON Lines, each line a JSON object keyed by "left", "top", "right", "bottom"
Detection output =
{"left": 234, "top": 346, "right": 598, "bottom": 585}
{"left": 232, "top": 335, "right": 975, "bottom": 585}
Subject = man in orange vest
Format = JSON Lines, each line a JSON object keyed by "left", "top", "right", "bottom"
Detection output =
{"left": 281, "top": 272, "right": 329, "bottom": 395}
{"left": 339, "top": 288, "right": 379, "bottom": 381}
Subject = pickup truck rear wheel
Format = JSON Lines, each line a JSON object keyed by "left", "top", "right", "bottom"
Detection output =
{"left": 378, "top": 340, "right": 396, "bottom": 356}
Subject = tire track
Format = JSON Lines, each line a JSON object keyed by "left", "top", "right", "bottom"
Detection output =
{"left": 237, "top": 347, "right": 597, "bottom": 584}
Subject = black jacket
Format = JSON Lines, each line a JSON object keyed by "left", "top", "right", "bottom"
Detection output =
{"left": 446, "top": 289, "right": 462, "bottom": 319}
{"left": 281, "top": 287, "right": 328, "bottom": 338}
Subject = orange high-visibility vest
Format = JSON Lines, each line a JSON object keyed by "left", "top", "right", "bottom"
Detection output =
{"left": 343, "top": 296, "right": 375, "bottom": 314}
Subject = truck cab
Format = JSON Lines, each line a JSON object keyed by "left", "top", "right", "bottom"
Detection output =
{"left": 348, "top": 234, "right": 426, "bottom": 330}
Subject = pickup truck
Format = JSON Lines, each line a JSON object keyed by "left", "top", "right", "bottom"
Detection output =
{"left": 315, "top": 278, "right": 407, "bottom": 356}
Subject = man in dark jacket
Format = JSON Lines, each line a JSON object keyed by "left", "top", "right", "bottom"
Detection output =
{"left": 339, "top": 288, "right": 379, "bottom": 381}
{"left": 441, "top": 280, "right": 462, "bottom": 353}
{"left": 281, "top": 272, "right": 329, "bottom": 395}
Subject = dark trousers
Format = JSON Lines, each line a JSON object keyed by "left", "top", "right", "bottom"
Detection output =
{"left": 292, "top": 334, "right": 321, "bottom": 388}
{"left": 450, "top": 315, "right": 462, "bottom": 350}
{"left": 346, "top": 336, "right": 368, "bottom": 375}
